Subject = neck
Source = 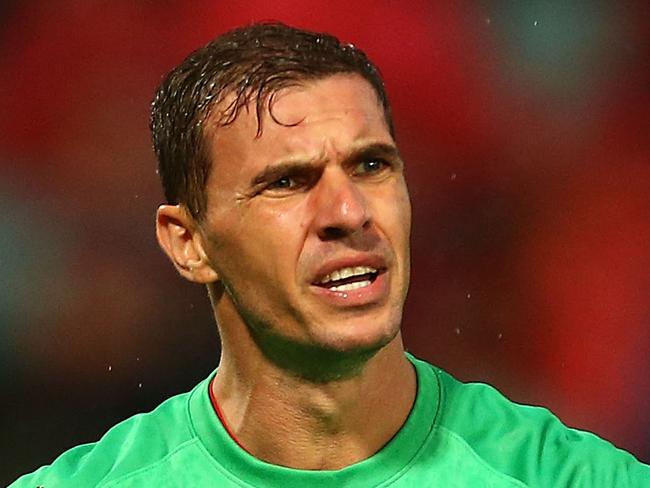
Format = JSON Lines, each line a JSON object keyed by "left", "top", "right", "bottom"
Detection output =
{"left": 211, "top": 336, "right": 416, "bottom": 470}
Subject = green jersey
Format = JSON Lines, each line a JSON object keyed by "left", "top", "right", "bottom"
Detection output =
{"left": 11, "top": 354, "right": 650, "bottom": 487}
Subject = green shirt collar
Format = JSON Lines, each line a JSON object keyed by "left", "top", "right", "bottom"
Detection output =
{"left": 188, "top": 353, "right": 440, "bottom": 487}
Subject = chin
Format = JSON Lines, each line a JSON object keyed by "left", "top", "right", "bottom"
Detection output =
{"left": 310, "top": 309, "right": 403, "bottom": 355}
{"left": 249, "top": 309, "right": 402, "bottom": 383}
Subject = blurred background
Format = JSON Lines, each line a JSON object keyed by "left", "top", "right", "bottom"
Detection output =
{"left": 1, "top": 0, "right": 648, "bottom": 483}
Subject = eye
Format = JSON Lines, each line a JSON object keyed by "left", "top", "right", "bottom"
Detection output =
{"left": 353, "top": 158, "right": 389, "bottom": 176}
{"left": 268, "top": 176, "right": 296, "bottom": 190}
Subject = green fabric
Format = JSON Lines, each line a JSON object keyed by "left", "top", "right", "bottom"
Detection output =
{"left": 12, "top": 354, "right": 650, "bottom": 487}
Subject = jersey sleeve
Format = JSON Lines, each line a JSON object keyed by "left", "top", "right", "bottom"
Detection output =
{"left": 435, "top": 366, "right": 650, "bottom": 487}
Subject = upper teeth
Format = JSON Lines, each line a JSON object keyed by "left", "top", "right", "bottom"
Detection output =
{"left": 319, "top": 266, "right": 377, "bottom": 284}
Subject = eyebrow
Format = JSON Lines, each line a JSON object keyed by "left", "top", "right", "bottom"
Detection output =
{"left": 250, "top": 141, "right": 401, "bottom": 187}
{"left": 250, "top": 160, "right": 318, "bottom": 187}
{"left": 351, "top": 142, "right": 401, "bottom": 164}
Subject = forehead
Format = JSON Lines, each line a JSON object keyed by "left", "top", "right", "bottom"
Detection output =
{"left": 264, "top": 74, "right": 387, "bottom": 136}
{"left": 206, "top": 74, "right": 392, "bottom": 173}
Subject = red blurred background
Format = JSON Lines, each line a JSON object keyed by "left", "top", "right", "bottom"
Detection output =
{"left": 1, "top": 1, "right": 648, "bottom": 483}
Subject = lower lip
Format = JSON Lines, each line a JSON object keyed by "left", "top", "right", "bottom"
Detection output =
{"left": 310, "top": 272, "right": 389, "bottom": 307}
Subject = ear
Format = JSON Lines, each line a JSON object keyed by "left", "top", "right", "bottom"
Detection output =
{"left": 155, "top": 205, "right": 218, "bottom": 284}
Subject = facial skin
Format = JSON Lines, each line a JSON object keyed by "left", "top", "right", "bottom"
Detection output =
{"left": 159, "top": 74, "right": 411, "bottom": 381}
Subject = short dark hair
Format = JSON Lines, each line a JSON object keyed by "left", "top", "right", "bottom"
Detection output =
{"left": 150, "top": 22, "right": 393, "bottom": 219}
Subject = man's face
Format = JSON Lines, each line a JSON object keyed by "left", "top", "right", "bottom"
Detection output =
{"left": 200, "top": 74, "right": 411, "bottom": 357}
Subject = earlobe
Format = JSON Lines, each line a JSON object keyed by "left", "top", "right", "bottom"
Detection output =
{"left": 155, "top": 205, "right": 219, "bottom": 283}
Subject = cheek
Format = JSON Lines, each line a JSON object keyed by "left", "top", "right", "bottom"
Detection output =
{"left": 397, "top": 184, "right": 412, "bottom": 230}
{"left": 263, "top": 209, "right": 306, "bottom": 279}
{"left": 376, "top": 182, "right": 412, "bottom": 240}
{"left": 257, "top": 202, "right": 309, "bottom": 261}
{"left": 398, "top": 176, "right": 412, "bottom": 221}
{"left": 216, "top": 203, "right": 307, "bottom": 285}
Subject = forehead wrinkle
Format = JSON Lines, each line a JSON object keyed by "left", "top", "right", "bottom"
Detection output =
{"left": 207, "top": 76, "right": 395, "bottom": 195}
{"left": 267, "top": 135, "right": 396, "bottom": 177}
{"left": 330, "top": 137, "right": 398, "bottom": 168}
{"left": 265, "top": 143, "right": 329, "bottom": 170}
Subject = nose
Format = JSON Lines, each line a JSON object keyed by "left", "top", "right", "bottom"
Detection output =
{"left": 311, "top": 167, "right": 370, "bottom": 240}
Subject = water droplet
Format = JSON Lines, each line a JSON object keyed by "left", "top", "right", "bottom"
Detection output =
{"left": 107, "top": 365, "right": 112, "bottom": 372}
{"left": 138, "top": 382, "right": 143, "bottom": 388}
{"left": 533, "top": 20, "right": 539, "bottom": 26}
{"left": 497, "top": 333, "right": 503, "bottom": 340}
{"left": 136, "top": 357, "right": 140, "bottom": 362}
{"left": 454, "top": 327, "right": 461, "bottom": 335}
{"left": 466, "top": 293, "right": 471, "bottom": 299}
{"left": 450, "top": 173, "right": 457, "bottom": 181}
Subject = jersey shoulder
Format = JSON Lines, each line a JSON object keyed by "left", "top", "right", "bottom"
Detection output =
{"left": 10, "top": 388, "right": 200, "bottom": 488}
{"left": 432, "top": 365, "right": 650, "bottom": 487}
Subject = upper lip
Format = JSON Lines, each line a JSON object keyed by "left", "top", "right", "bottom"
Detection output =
{"left": 310, "top": 254, "right": 388, "bottom": 285}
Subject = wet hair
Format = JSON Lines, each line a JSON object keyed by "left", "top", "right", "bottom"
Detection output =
{"left": 150, "top": 22, "right": 393, "bottom": 220}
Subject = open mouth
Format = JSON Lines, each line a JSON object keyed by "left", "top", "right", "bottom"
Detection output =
{"left": 314, "top": 266, "right": 381, "bottom": 292}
